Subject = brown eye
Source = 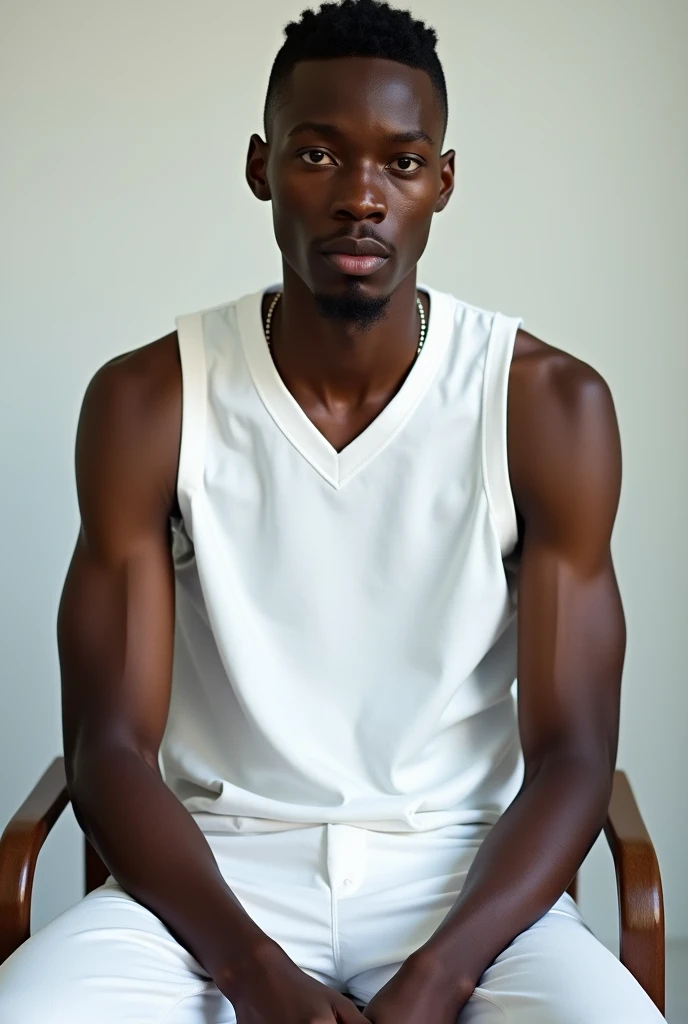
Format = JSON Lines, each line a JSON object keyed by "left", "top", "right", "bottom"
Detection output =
{"left": 391, "top": 156, "right": 422, "bottom": 172}
{"left": 300, "top": 150, "right": 335, "bottom": 165}
{"left": 298, "top": 151, "right": 422, "bottom": 172}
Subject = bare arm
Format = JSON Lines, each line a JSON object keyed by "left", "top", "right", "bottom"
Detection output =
{"left": 57, "top": 344, "right": 277, "bottom": 994}
{"left": 411, "top": 343, "right": 625, "bottom": 1003}
{"left": 58, "top": 345, "right": 369, "bottom": 1023}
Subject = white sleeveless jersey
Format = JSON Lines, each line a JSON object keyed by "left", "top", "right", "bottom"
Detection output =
{"left": 160, "top": 281, "right": 525, "bottom": 834}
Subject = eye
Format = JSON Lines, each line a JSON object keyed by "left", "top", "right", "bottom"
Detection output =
{"left": 300, "top": 149, "right": 335, "bottom": 166}
{"left": 298, "top": 150, "right": 423, "bottom": 173}
{"left": 390, "top": 156, "right": 423, "bottom": 173}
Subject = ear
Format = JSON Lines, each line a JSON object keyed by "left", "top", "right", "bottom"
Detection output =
{"left": 245, "top": 134, "right": 272, "bottom": 202}
{"left": 435, "top": 149, "right": 456, "bottom": 213}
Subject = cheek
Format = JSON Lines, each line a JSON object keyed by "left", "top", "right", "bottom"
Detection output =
{"left": 396, "top": 201, "right": 433, "bottom": 241}
{"left": 270, "top": 164, "right": 320, "bottom": 211}
{"left": 270, "top": 203, "right": 314, "bottom": 266}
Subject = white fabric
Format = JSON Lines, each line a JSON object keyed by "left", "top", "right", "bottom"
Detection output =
{"left": 162, "top": 282, "right": 526, "bottom": 835}
{"left": 0, "top": 823, "right": 662, "bottom": 1022}
{"left": 0, "top": 285, "right": 662, "bottom": 1019}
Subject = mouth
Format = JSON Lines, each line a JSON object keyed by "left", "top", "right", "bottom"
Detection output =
{"left": 321, "top": 253, "right": 389, "bottom": 276}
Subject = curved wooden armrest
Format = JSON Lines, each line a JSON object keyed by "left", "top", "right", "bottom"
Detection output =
{"left": 604, "top": 769, "right": 665, "bottom": 1015}
{"left": 0, "top": 757, "right": 70, "bottom": 966}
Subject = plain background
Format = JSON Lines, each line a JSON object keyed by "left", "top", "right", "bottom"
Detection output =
{"left": 1, "top": 0, "right": 686, "bottom": 1001}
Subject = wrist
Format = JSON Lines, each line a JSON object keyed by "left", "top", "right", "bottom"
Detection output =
{"left": 215, "top": 932, "right": 286, "bottom": 999}
{"left": 409, "top": 942, "right": 479, "bottom": 1006}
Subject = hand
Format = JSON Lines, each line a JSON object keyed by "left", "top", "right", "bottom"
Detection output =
{"left": 360, "top": 951, "right": 473, "bottom": 1024}
{"left": 221, "top": 940, "right": 369, "bottom": 1023}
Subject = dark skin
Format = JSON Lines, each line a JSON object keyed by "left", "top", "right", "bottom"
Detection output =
{"left": 58, "top": 56, "right": 625, "bottom": 1023}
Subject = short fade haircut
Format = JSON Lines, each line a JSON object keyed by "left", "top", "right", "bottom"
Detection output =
{"left": 263, "top": 0, "right": 448, "bottom": 148}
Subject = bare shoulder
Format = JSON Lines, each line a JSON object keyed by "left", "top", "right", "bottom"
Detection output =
{"left": 508, "top": 328, "right": 621, "bottom": 534}
{"left": 78, "top": 332, "right": 183, "bottom": 522}
{"left": 98, "top": 331, "right": 181, "bottom": 410}
{"left": 510, "top": 328, "right": 614, "bottom": 411}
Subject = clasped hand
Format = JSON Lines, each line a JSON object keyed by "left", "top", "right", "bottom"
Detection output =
{"left": 227, "top": 943, "right": 470, "bottom": 1023}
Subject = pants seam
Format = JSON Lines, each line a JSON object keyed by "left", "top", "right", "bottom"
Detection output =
{"left": 158, "top": 980, "right": 216, "bottom": 1023}
{"left": 330, "top": 886, "right": 343, "bottom": 980}
{"left": 471, "top": 987, "right": 509, "bottom": 1021}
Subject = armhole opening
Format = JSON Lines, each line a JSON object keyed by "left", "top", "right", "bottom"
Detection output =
{"left": 481, "top": 311, "right": 522, "bottom": 558}
{"left": 174, "top": 312, "right": 207, "bottom": 529}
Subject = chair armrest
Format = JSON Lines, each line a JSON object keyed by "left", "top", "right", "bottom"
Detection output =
{"left": 0, "top": 756, "right": 70, "bottom": 966}
{"left": 604, "top": 769, "right": 665, "bottom": 1015}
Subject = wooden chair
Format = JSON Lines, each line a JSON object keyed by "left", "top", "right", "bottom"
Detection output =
{"left": 0, "top": 759, "right": 665, "bottom": 1015}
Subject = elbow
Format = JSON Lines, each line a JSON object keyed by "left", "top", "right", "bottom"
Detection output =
{"left": 65, "top": 736, "right": 160, "bottom": 822}
{"left": 523, "top": 743, "right": 615, "bottom": 817}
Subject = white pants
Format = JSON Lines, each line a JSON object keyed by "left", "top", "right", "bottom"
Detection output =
{"left": 0, "top": 822, "right": 664, "bottom": 1022}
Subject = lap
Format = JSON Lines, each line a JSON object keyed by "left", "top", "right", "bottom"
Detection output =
{"left": 0, "top": 823, "right": 665, "bottom": 1024}
{"left": 0, "top": 826, "right": 349, "bottom": 1023}
{"left": 0, "top": 877, "right": 231, "bottom": 1023}
{"left": 347, "top": 893, "right": 664, "bottom": 1023}
{"left": 472, "top": 897, "right": 663, "bottom": 1023}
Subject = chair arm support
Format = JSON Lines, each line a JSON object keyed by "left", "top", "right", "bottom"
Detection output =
{"left": 604, "top": 769, "right": 665, "bottom": 1015}
{"left": 0, "top": 757, "right": 70, "bottom": 966}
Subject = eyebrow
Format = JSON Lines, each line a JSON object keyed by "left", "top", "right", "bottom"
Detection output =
{"left": 285, "top": 121, "right": 434, "bottom": 146}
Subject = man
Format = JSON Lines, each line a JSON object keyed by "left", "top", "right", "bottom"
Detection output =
{"left": 0, "top": 1, "right": 665, "bottom": 1021}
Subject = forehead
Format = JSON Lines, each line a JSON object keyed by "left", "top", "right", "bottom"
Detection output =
{"left": 273, "top": 56, "right": 440, "bottom": 140}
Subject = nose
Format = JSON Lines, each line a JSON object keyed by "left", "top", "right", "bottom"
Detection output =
{"left": 328, "top": 163, "right": 387, "bottom": 222}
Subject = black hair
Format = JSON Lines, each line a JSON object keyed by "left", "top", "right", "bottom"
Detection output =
{"left": 263, "top": 0, "right": 448, "bottom": 148}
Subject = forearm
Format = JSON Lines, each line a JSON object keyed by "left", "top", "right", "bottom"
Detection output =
{"left": 69, "top": 743, "right": 277, "bottom": 991}
{"left": 417, "top": 751, "right": 612, "bottom": 996}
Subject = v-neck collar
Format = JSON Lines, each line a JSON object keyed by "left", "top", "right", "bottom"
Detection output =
{"left": 236, "top": 280, "right": 455, "bottom": 489}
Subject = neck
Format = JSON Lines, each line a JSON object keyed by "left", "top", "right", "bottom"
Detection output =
{"left": 265, "top": 266, "right": 428, "bottom": 412}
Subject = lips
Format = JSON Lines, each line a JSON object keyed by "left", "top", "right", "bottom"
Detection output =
{"left": 319, "top": 236, "right": 391, "bottom": 258}
{"left": 322, "top": 253, "right": 388, "bottom": 276}
{"left": 319, "top": 236, "right": 391, "bottom": 277}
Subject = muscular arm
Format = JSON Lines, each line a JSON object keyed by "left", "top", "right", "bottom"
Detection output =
{"left": 57, "top": 345, "right": 277, "bottom": 994}
{"left": 414, "top": 341, "right": 625, "bottom": 1001}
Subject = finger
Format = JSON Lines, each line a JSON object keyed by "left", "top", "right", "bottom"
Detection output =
{"left": 332, "top": 997, "right": 370, "bottom": 1023}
